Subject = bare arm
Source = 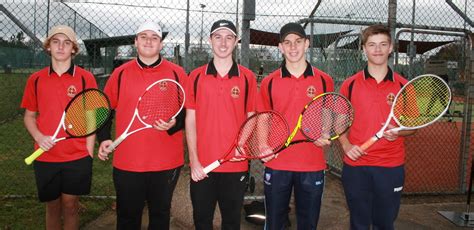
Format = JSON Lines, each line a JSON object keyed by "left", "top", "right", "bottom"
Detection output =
{"left": 186, "top": 109, "right": 207, "bottom": 181}
{"left": 338, "top": 132, "right": 366, "bottom": 161}
{"left": 383, "top": 124, "right": 417, "bottom": 141}
{"left": 24, "top": 109, "right": 55, "bottom": 151}
{"left": 86, "top": 135, "right": 95, "bottom": 157}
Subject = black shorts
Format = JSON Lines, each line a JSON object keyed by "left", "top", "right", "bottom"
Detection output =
{"left": 33, "top": 156, "right": 93, "bottom": 202}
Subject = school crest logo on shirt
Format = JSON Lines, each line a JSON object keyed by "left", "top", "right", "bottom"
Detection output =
{"left": 386, "top": 93, "right": 395, "bottom": 105}
{"left": 306, "top": 85, "right": 316, "bottom": 98}
{"left": 231, "top": 86, "right": 240, "bottom": 99}
{"left": 67, "top": 85, "right": 77, "bottom": 97}
{"left": 159, "top": 80, "right": 168, "bottom": 91}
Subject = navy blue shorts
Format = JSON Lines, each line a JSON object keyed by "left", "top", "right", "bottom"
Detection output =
{"left": 33, "top": 156, "right": 92, "bottom": 202}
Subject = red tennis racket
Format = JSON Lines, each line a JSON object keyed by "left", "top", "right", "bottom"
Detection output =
{"left": 24, "top": 88, "right": 112, "bottom": 165}
{"left": 203, "top": 111, "right": 289, "bottom": 174}
{"left": 107, "top": 79, "right": 185, "bottom": 151}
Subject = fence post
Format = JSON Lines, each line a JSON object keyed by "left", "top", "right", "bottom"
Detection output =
{"left": 388, "top": 0, "right": 397, "bottom": 67}
{"left": 240, "top": 0, "right": 255, "bottom": 68}
{"left": 460, "top": 33, "right": 474, "bottom": 192}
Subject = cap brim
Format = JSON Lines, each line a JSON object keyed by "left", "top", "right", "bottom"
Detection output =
{"left": 280, "top": 32, "right": 306, "bottom": 41}
{"left": 211, "top": 27, "right": 237, "bottom": 36}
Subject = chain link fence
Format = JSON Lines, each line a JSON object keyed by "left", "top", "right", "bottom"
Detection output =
{"left": 1, "top": 0, "right": 473, "bottom": 227}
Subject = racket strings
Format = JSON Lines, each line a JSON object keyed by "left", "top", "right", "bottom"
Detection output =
{"left": 138, "top": 81, "right": 185, "bottom": 123}
{"left": 301, "top": 94, "right": 353, "bottom": 140}
{"left": 394, "top": 76, "right": 450, "bottom": 127}
{"left": 237, "top": 112, "right": 288, "bottom": 159}
{"left": 65, "top": 90, "right": 111, "bottom": 137}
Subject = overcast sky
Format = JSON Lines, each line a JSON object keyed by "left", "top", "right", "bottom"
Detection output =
{"left": 1, "top": 0, "right": 472, "bottom": 46}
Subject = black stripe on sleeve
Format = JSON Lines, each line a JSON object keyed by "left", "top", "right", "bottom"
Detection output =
{"left": 347, "top": 80, "right": 355, "bottom": 102}
{"left": 117, "top": 69, "right": 124, "bottom": 102}
{"left": 34, "top": 75, "right": 40, "bottom": 113}
{"left": 244, "top": 74, "right": 249, "bottom": 114}
{"left": 167, "top": 70, "right": 186, "bottom": 135}
{"left": 321, "top": 75, "right": 327, "bottom": 93}
{"left": 193, "top": 73, "right": 201, "bottom": 102}
{"left": 268, "top": 78, "right": 274, "bottom": 110}
{"left": 81, "top": 75, "right": 86, "bottom": 89}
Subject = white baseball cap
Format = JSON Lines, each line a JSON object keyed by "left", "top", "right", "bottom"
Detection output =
{"left": 136, "top": 21, "right": 162, "bottom": 38}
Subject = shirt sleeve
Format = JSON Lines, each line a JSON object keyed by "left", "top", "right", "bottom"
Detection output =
{"left": 246, "top": 71, "right": 258, "bottom": 113}
{"left": 323, "top": 73, "right": 335, "bottom": 92}
{"left": 184, "top": 69, "right": 198, "bottom": 110}
{"left": 167, "top": 66, "right": 188, "bottom": 135}
{"left": 257, "top": 77, "right": 272, "bottom": 111}
{"left": 339, "top": 78, "right": 350, "bottom": 98}
{"left": 84, "top": 71, "right": 98, "bottom": 89}
{"left": 96, "top": 70, "right": 121, "bottom": 143}
{"left": 103, "top": 69, "right": 121, "bottom": 109}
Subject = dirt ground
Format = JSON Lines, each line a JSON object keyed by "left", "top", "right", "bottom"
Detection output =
{"left": 84, "top": 168, "right": 472, "bottom": 230}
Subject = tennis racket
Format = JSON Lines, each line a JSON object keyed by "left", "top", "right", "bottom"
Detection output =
{"left": 107, "top": 79, "right": 185, "bottom": 151}
{"left": 360, "top": 74, "right": 451, "bottom": 150}
{"left": 24, "top": 88, "right": 112, "bottom": 165}
{"left": 284, "top": 92, "right": 354, "bottom": 148}
{"left": 203, "top": 111, "right": 289, "bottom": 174}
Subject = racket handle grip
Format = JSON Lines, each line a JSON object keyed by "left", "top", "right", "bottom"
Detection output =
{"left": 360, "top": 137, "right": 378, "bottom": 151}
{"left": 24, "top": 148, "right": 46, "bottom": 165}
{"left": 107, "top": 135, "right": 126, "bottom": 152}
{"left": 203, "top": 161, "right": 221, "bottom": 174}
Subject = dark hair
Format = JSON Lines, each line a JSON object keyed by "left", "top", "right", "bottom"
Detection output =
{"left": 361, "top": 24, "right": 391, "bottom": 45}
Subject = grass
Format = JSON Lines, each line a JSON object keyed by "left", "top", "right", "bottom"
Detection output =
{"left": 0, "top": 71, "right": 116, "bottom": 228}
{"left": 0, "top": 197, "right": 115, "bottom": 229}
{"left": 0, "top": 74, "right": 29, "bottom": 124}
{"left": 0, "top": 116, "right": 115, "bottom": 228}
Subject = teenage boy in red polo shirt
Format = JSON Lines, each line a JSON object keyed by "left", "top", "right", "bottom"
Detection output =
{"left": 97, "top": 21, "right": 187, "bottom": 229}
{"left": 21, "top": 25, "right": 97, "bottom": 229}
{"left": 185, "top": 19, "right": 257, "bottom": 229}
{"left": 258, "top": 22, "right": 334, "bottom": 229}
{"left": 338, "top": 24, "right": 415, "bottom": 229}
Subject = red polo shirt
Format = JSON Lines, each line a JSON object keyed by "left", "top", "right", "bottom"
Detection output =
{"left": 339, "top": 67, "right": 408, "bottom": 167}
{"left": 104, "top": 57, "right": 187, "bottom": 172}
{"left": 21, "top": 65, "right": 97, "bottom": 162}
{"left": 259, "top": 61, "right": 334, "bottom": 171}
{"left": 185, "top": 59, "right": 257, "bottom": 172}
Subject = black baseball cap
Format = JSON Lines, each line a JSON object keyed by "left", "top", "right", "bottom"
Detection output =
{"left": 210, "top": 20, "right": 237, "bottom": 36}
{"left": 279, "top": 23, "right": 306, "bottom": 41}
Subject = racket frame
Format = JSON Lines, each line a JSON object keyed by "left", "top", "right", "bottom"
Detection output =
{"left": 24, "top": 88, "right": 111, "bottom": 165}
{"left": 360, "top": 74, "right": 451, "bottom": 150}
{"left": 203, "top": 111, "right": 289, "bottom": 174}
{"left": 107, "top": 79, "right": 185, "bottom": 151}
